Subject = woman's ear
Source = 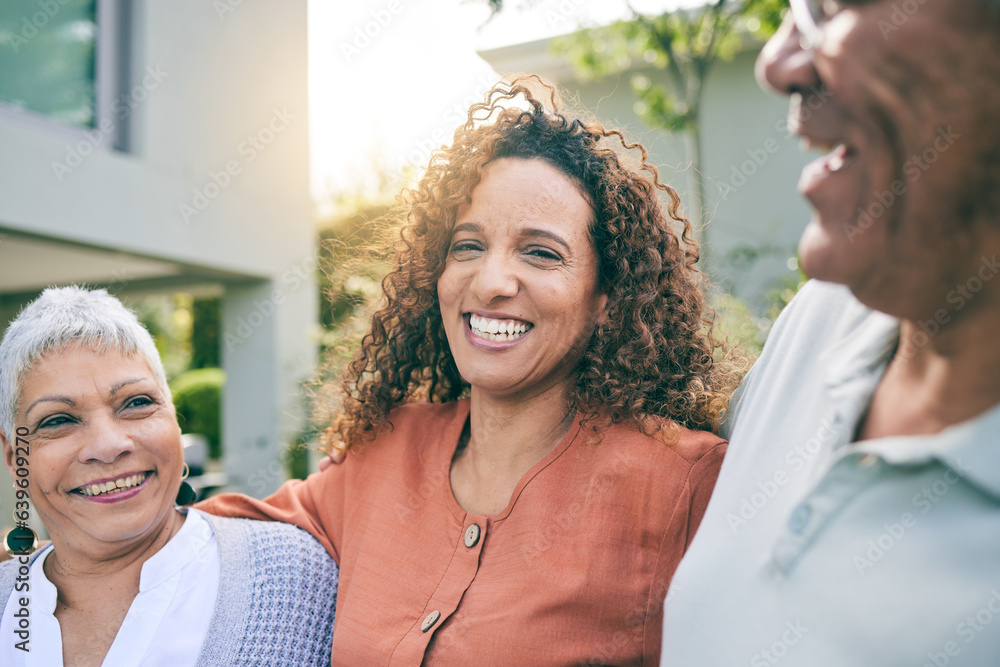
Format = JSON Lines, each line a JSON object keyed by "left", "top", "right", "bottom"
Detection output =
{"left": 595, "top": 293, "right": 610, "bottom": 327}
{"left": 1, "top": 432, "right": 15, "bottom": 480}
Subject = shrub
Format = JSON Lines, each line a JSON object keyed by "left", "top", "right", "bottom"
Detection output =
{"left": 171, "top": 368, "right": 225, "bottom": 460}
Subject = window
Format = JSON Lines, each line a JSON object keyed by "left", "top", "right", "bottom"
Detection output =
{"left": 0, "top": 0, "right": 98, "bottom": 127}
{"left": 0, "top": 0, "right": 126, "bottom": 147}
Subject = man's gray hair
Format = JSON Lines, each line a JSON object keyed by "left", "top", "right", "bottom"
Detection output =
{"left": 0, "top": 286, "right": 170, "bottom": 440}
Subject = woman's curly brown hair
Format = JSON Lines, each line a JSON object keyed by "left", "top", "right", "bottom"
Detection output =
{"left": 326, "top": 77, "right": 744, "bottom": 451}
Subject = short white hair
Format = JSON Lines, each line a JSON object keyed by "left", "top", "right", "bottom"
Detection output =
{"left": 0, "top": 286, "right": 170, "bottom": 440}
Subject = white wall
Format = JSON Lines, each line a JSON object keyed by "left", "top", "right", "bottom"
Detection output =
{"left": 0, "top": 0, "right": 316, "bottom": 505}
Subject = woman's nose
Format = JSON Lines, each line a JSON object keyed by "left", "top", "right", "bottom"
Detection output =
{"left": 756, "top": 13, "right": 820, "bottom": 96}
{"left": 470, "top": 255, "right": 519, "bottom": 303}
{"left": 79, "top": 417, "right": 136, "bottom": 464}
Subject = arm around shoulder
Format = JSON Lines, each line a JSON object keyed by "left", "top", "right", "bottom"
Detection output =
{"left": 195, "top": 465, "right": 344, "bottom": 562}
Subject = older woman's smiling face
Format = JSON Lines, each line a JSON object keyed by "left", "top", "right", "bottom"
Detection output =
{"left": 7, "top": 343, "right": 183, "bottom": 551}
{"left": 437, "top": 157, "right": 607, "bottom": 400}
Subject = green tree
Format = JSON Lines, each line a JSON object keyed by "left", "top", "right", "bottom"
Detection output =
{"left": 190, "top": 296, "right": 221, "bottom": 369}
{"left": 483, "top": 0, "right": 783, "bottom": 254}
{"left": 553, "top": 0, "right": 784, "bottom": 251}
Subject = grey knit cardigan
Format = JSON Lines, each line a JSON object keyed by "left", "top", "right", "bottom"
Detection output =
{"left": 0, "top": 513, "right": 338, "bottom": 666}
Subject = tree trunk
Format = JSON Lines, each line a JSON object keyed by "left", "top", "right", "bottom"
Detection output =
{"left": 684, "top": 121, "right": 709, "bottom": 267}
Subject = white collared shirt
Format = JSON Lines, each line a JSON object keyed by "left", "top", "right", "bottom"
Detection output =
{"left": 1, "top": 507, "right": 219, "bottom": 667}
{"left": 661, "top": 280, "right": 1000, "bottom": 666}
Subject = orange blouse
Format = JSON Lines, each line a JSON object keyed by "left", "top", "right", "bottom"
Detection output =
{"left": 198, "top": 400, "right": 725, "bottom": 666}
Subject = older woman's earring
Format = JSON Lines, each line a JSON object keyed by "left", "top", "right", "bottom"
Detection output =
{"left": 4, "top": 487, "right": 38, "bottom": 556}
{"left": 176, "top": 463, "right": 196, "bottom": 506}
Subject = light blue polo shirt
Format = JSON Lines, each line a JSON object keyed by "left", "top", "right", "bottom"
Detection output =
{"left": 661, "top": 280, "right": 1000, "bottom": 666}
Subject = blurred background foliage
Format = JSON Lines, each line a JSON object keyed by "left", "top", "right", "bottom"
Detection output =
{"left": 170, "top": 367, "right": 225, "bottom": 460}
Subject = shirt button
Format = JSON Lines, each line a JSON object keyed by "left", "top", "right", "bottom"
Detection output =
{"left": 788, "top": 504, "right": 812, "bottom": 534}
{"left": 464, "top": 523, "right": 481, "bottom": 548}
{"left": 421, "top": 610, "right": 441, "bottom": 632}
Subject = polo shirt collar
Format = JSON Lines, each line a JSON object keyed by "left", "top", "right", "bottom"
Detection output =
{"left": 817, "top": 291, "right": 1000, "bottom": 502}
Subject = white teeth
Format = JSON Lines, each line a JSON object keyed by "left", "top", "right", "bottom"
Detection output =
{"left": 468, "top": 315, "right": 531, "bottom": 341}
{"left": 800, "top": 138, "right": 836, "bottom": 154}
{"left": 80, "top": 473, "right": 147, "bottom": 497}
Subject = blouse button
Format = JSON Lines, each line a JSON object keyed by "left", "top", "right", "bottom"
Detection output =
{"left": 464, "top": 524, "right": 481, "bottom": 548}
{"left": 421, "top": 610, "right": 441, "bottom": 632}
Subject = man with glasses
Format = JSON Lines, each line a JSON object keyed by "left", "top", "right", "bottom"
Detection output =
{"left": 660, "top": 0, "right": 1000, "bottom": 664}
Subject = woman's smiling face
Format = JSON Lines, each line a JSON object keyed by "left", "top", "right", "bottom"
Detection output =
{"left": 437, "top": 157, "right": 607, "bottom": 400}
{"left": 6, "top": 343, "right": 183, "bottom": 551}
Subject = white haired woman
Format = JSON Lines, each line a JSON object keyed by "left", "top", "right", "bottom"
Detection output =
{"left": 0, "top": 286, "right": 337, "bottom": 666}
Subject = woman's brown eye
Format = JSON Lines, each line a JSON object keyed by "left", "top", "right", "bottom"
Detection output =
{"left": 528, "top": 248, "right": 561, "bottom": 261}
{"left": 124, "top": 396, "right": 154, "bottom": 409}
{"left": 38, "top": 415, "right": 73, "bottom": 429}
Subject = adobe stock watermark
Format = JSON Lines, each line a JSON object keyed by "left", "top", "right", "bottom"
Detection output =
{"left": 749, "top": 620, "right": 809, "bottom": 666}
{"left": 545, "top": 0, "right": 592, "bottom": 29}
{"left": 9, "top": 425, "right": 33, "bottom": 652}
{"left": 394, "top": 74, "right": 498, "bottom": 177}
{"left": 922, "top": 588, "right": 1000, "bottom": 666}
{"left": 896, "top": 254, "right": 999, "bottom": 361}
{"left": 725, "top": 417, "right": 838, "bottom": 534}
{"left": 852, "top": 460, "right": 969, "bottom": 575}
{"left": 340, "top": 1, "right": 403, "bottom": 63}
{"left": 246, "top": 458, "right": 287, "bottom": 496}
{"left": 723, "top": 86, "right": 833, "bottom": 199}
{"left": 2, "top": 0, "right": 73, "bottom": 54}
{"left": 50, "top": 66, "right": 169, "bottom": 182}
{"left": 877, "top": 0, "right": 929, "bottom": 39}
{"left": 521, "top": 446, "right": 633, "bottom": 561}
{"left": 178, "top": 107, "right": 294, "bottom": 223}
{"left": 223, "top": 254, "right": 316, "bottom": 351}
{"left": 213, "top": 0, "right": 247, "bottom": 21}
{"left": 845, "top": 126, "right": 960, "bottom": 243}
{"left": 104, "top": 268, "right": 133, "bottom": 294}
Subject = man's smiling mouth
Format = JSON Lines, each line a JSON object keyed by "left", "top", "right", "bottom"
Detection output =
{"left": 802, "top": 139, "right": 857, "bottom": 173}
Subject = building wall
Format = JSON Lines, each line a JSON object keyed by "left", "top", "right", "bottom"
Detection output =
{"left": 0, "top": 0, "right": 316, "bottom": 517}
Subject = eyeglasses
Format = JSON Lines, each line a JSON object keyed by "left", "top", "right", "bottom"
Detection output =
{"left": 789, "top": 0, "right": 840, "bottom": 48}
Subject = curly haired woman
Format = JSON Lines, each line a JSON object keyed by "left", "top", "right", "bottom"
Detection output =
{"left": 200, "top": 78, "right": 743, "bottom": 666}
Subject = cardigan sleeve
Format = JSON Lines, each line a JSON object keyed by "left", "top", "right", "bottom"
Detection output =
{"left": 196, "top": 465, "right": 345, "bottom": 563}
